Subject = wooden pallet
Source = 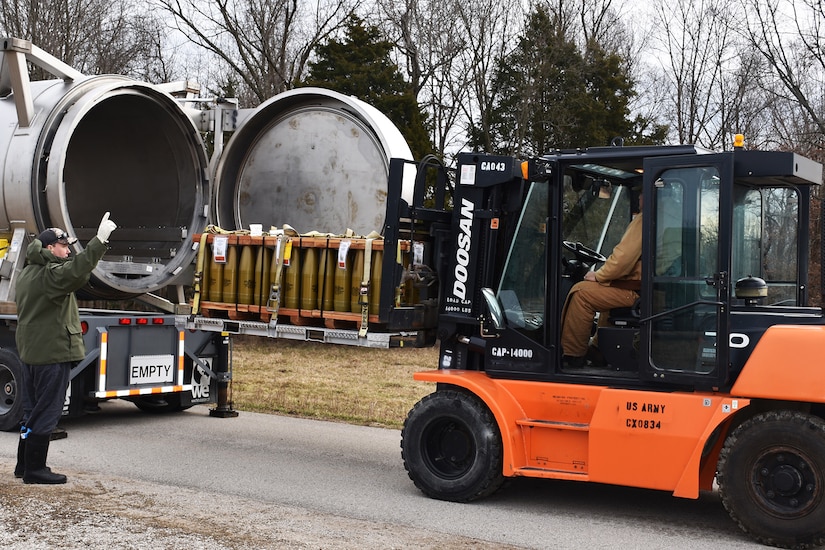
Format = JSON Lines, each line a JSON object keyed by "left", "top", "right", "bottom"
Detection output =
{"left": 198, "top": 301, "right": 264, "bottom": 321}
{"left": 197, "top": 301, "right": 379, "bottom": 327}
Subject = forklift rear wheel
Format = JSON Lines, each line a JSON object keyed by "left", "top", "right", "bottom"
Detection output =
{"left": 717, "top": 410, "right": 825, "bottom": 549}
{"left": 0, "top": 348, "right": 24, "bottom": 431}
{"left": 401, "top": 389, "right": 504, "bottom": 502}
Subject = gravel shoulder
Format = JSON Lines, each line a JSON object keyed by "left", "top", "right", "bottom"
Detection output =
{"left": 0, "top": 460, "right": 514, "bottom": 549}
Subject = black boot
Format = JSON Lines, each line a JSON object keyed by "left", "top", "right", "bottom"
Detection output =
{"left": 22, "top": 433, "right": 67, "bottom": 485}
{"left": 14, "top": 428, "right": 27, "bottom": 478}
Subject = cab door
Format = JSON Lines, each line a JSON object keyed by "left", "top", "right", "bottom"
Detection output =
{"left": 640, "top": 154, "right": 732, "bottom": 389}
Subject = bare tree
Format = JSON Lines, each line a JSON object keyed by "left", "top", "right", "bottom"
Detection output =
{"left": 452, "top": 0, "right": 525, "bottom": 155}
{"left": 579, "top": 0, "right": 627, "bottom": 47}
{"left": 378, "top": 0, "right": 641, "bottom": 159}
{"left": 140, "top": 25, "right": 179, "bottom": 84}
{"left": 741, "top": 0, "right": 825, "bottom": 154}
{"left": 717, "top": 46, "right": 779, "bottom": 150}
{"left": 0, "top": 0, "right": 166, "bottom": 80}
{"left": 156, "top": 0, "right": 359, "bottom": 106}
{"left": 376, "top": 0, "right": 474, "bottom": 158}
{"left": 737, "top": 0, "right": 825, "bottom": 306}
{"left": 649, "top": 0, "right": 740, "bottom": 148}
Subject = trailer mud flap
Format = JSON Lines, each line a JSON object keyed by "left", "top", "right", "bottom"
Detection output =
{"left": 93, "top": 329, "right": 192, "bottom": 398}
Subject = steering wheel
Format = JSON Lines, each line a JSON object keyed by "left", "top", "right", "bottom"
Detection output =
{"left": 562, "top": 241, "right": 606, "bottom": 264}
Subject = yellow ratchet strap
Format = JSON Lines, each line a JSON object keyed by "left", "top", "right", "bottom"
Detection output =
{"left": 358, "top": 238, "right": 373, "bottom": 338}
{"left": 192, "top": 232, "right": 209, "bottom": 315}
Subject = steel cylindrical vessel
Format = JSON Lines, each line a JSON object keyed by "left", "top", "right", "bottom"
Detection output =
{"left": 0, "top": 75, "right": 210, "bottom": 298}
{"left": 212, "top": 87, "right": 414, "bottom": 236}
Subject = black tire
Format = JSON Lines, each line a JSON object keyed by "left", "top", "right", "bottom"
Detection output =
{"left": 401, "top": 390, "right": 504, "bottom": 502}
{"left": 130, "top": 393, "right": 192, "bottom": 414}
{"left": 717, "top": 410, "right": 825, "bottom": 549}
{"left": 0, "top": 348, "right": 25, "bottom": 431}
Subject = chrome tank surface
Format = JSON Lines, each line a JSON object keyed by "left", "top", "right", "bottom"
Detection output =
{"left": 212, "top": 87, "right": 414, "bottom": 236}
{"left": 0, "top": 75, "right": 210, "bottom": 298}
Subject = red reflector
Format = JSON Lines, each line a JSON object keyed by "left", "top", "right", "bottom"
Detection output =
{"left": 152, "top": 318, "right": 165, "bottom": 325}
{"left": 80, "top": 321, "right": 89, "bottom": 335}
{"left": 119, "top": 318, "right": 132, "bottom": 325}
{"left": 137, "top": 318, "right": 149, "bottom": 325}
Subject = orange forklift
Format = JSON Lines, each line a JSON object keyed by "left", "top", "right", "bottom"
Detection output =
{"left": 384, "top": 140, "right": 825, "bottom": 548}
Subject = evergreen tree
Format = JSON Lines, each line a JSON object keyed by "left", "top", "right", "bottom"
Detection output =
{"left": 476, "top": 7, "right": 658, "bottom": 155}
{"left": 302, "top": 15, "right": 432, "bottom": 160}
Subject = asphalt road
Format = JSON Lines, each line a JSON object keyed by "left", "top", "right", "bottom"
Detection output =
{"left": 0, "top": 401, "right": 766, "bottom": 549}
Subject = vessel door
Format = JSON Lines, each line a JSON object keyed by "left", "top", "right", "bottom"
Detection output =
{"left": 640, "top": 154, "right": 732, "bottom": 389}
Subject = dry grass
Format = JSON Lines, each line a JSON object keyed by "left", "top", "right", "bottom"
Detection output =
{"left": 229, "top": 336, "right": 439, "bottom": 429}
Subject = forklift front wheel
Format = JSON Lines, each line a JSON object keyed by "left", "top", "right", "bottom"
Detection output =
{"left": 401, "top": 389, "right": 504, "bottom": 502}
{"left": 717, "top": 410, "right": 825, "bottom": 549}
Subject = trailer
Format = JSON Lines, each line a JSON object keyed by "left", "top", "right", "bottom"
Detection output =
{"left": 0, "top": 305, "right": 230, "bottom": 431}
{"left": 0, "top": 30, "right": 429, "bottom": 431}
{"left": 0, "top": 38, "right": 231, "bottom": 431}
{"left": 0, "top": 36, "right": 419, "bottom": 432}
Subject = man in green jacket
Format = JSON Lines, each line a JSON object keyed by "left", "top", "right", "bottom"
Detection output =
{"left": 14, "top": 212, "right": 117, "bottom": 484}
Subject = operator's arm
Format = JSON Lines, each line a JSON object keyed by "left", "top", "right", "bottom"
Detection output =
{"left": 593, "top": 214, "right": 643, "bottom": 283}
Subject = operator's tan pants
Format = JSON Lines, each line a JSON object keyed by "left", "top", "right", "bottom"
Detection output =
{"left": 560, "top": 281, "right": 639, "bottom": 357}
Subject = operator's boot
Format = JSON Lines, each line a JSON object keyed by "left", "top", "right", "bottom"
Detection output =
{"left": 22, "top": 433, "right": 67, "bottom": 485}
{"left": 14, "top": 427, "right": 28, "bottom": 478}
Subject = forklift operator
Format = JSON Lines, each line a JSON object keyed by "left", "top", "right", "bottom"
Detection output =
{"left": 560, "top": 191, "right": 642, "bottom": 368}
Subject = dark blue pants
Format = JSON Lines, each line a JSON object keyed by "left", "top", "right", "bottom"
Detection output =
{"left": 21, "top": 362, "right": 71, "bottom": 436}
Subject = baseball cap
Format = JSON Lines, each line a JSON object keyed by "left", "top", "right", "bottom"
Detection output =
{"left": 38, "top": 227, "right": 77, "bottom": 247}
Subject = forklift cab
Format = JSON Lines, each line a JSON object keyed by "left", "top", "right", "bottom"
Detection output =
{"left": 480, "top": 146, "right": 821, "bottom": 390}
